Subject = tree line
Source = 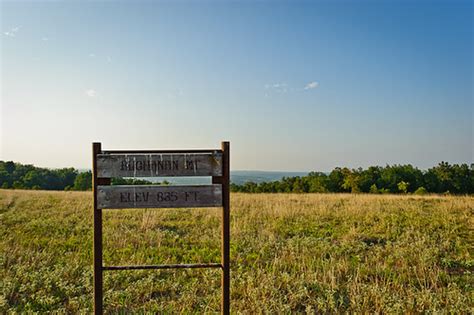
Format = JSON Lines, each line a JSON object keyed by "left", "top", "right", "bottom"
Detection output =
{"left": 230, "top": 162, "right": 474, "bottom": 195}
{"left": 0, "top": 161, "right": 163, "bottom": 191}
{"left": 1, "top": 160, "right": 472, "bottom": 194}
{"left": 0, "top": 161, "right": 91, "bottom": 191}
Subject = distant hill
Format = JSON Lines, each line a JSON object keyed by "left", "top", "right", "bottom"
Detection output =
{"left": 148, "top": 170, "right": 309, "bottom": 185}
{"left": 230, "top": 170, "right": 309, "bottom": 185}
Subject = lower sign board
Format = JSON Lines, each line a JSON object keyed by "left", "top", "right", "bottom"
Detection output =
{"left": 97, "top": 184, "right": 222, "bottom": 209}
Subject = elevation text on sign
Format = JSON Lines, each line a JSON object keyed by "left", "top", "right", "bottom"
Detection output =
{"left": 97, "top": 185, "right": 222, "bottom": 209}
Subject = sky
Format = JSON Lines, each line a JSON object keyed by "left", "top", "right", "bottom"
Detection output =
{"left": 1, "top": 0, "right": 472, "bottom": 171}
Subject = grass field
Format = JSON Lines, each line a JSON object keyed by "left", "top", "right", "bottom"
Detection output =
{"left": 1, "top": 190, "right": 473, "bottom": 313}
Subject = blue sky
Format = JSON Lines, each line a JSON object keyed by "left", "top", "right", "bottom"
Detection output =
{"left": 1, "top": 0, "right": 472, "bottom": 171}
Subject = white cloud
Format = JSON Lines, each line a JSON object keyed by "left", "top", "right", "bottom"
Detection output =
{"left": 85, "top": 89, "right": 97, "bottom": 97}
{"left": 304, "top": 81, "right": 319, "bottom": 90}
{"left": 89, "top": 53, "right": 96, "bottom": 58}
{"left": 41, "top": 37, "right": 49, "bottom": 41}
{"left": 264, "top": 81, "right": 319, "bottom": 94}
{"left": 4, "top": 26, "right": 20, "bottom": 37}
{"left": 265, "top": 82, "right": 288, "bottom": 93}
{"left": 106, "top": 56, "right": 112, "bottom": 63}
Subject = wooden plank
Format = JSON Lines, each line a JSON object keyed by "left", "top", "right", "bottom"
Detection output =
{"left": 97, "top": 152, "right": 222, "bottom": 178}
{"left": 97, "top": 184, "right": 222, "bottom": 209}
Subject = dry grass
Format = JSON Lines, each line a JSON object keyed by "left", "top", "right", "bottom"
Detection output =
{"left": 1, "top": 190, "right": 473, "bottom": 313}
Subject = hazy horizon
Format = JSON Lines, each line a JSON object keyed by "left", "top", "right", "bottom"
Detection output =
{"left": 1, "top": 1, "right": 472, "bottom": 171}
{"left": 0, "top": 159, "right": 471, "bottom": 175}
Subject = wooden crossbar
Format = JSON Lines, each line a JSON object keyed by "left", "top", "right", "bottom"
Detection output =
{"left": 101, "top": 149, "right": 220, "bottom": 154}
{"left": 103, "top": 263, "right": 222, "bottom": 271}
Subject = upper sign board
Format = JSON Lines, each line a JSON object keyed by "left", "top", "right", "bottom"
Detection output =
{"left": 97, "top": 152, "right": 222, "bottom": 177}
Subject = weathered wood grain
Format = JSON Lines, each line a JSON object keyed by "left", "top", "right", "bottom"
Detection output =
{"left": 97, "top": 152, "right": 222, "bottom": 177}
{"left": 97, "top": 184, "right": 222, "bottom": 209}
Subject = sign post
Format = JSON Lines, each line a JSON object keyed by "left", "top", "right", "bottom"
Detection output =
{"left": 92, "top": 142, "right": 230, "bottom": 314}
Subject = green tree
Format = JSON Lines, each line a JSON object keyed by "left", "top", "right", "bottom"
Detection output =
{"left": 327, "top": 168, "right": 347, "bottom": 192}
{"left": 0, "top": 170, "right": 11, "bottom": 188}
{"left": 397, "top": 181, "right": 409, "bottom": 194}
{"left": 307, "top": 172, "right": 328, "bottom": 193}
{"left": 369, "top": 184, "right": 379, "bottom": 194}
{"left": 4, "top": 161, "right": 15, "bottom": 174}
{"left": 359, "top": 166, "right": 382, "bottom": 192}
{"left": 73, "top": 171, "right": 92, "bottom": 190}
{"left": 342, "top": 168, "right": 362, "bottom": 193}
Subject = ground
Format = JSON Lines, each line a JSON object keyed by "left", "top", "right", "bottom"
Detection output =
{"left": 1, "top": 190, "right": 473, "bottom": 313}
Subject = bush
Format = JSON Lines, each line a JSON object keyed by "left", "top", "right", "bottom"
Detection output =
{"left": 397, "top": 181, "right": 409, "bottom": 194}
{"left": 369, "top": 184, "right": 379, "bottom": 194}
{"left": 414, "top": 187, "right": 428, "bottom": 195}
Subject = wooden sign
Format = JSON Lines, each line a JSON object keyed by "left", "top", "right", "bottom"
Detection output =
{"left": 97, "top": 184, "right": 222, "bottom": 209}
{"left": 92, "top": 142, "right": 230, "bottom": 315}
{"left": 97, "top": 153, "right": 222, "bottom": 177}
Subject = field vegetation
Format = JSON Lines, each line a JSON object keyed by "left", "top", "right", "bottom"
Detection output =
{"left": 1, "top": 190, "right": 473, "bottom": 313}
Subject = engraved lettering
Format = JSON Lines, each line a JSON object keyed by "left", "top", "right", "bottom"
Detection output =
{"left": 99, "top": 153, "right": 222, "bottom": 177}
{"left": 98, "top": 186, "right": 221, "bottom": 209}
{"left": 185, "top": 191, "right": 198, "bottom": 201}
{"left": 170, "top": 192, "right": 178, "bottom": 201}
{"left": 121, "top": 160, "right": 128, "bottom": 171}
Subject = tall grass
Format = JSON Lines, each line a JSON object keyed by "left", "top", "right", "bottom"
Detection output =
{"left": 1, "top": 190, "right": 473, "bottom": 313}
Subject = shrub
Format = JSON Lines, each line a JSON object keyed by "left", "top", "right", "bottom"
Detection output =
{"left": 369, "top": 184, "right": 379, "bottom": 194}
{"left": 414, "top": 186, "right": 428, "bottom": 195}
{"left": 397, "top": 181, "right": 409, "bottom": 194}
